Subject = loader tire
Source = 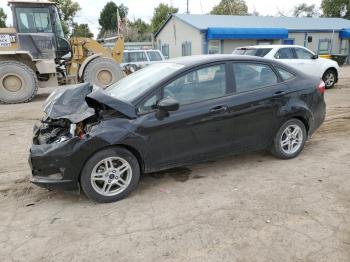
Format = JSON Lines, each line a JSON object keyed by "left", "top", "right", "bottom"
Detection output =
{"left": 0, "top": 61, "right": 38, "bottom": 104}
{"left": 83, "top": 57, "right": 124, "bottom": 88}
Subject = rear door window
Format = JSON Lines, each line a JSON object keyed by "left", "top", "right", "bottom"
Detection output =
{"left": 232, "top": 63, "right": 278, "bottom": 93}
{"left": 294, "top": 48, "right": 314, "bottom": 59}
{"left": 128, "top": 51, "right": 148, "bottom": 62}
{"left": 274, "top": 48, "right": 295, "bottom": 59}
{"left": 147, "top": 51, "right": 162, "bottom": 61}
{"left": 233, "top": 48, "right": 272, "bottom": 57}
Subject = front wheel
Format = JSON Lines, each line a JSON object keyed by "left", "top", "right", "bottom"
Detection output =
{"left": 322, "top": 69, "right": 337, "bottom": 89}
{"left": 80, "top": 147, "right": 140, "bottom": 203}
{"left": 271, "top": 119, "right": 307, "bottom": 159}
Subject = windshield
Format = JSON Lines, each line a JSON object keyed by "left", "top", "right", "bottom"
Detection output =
{"left": 15, "top": 7, "right": 53, "bottom": 33}
{"left": 233, "top": 48, "right": 272, "bottom": 57}
{"left": 106, "top": 63, "right": 184, "bottom": 102}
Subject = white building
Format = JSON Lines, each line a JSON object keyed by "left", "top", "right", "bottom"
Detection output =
{"left": 155, "top": 14, "right": 350, "bottom": 63}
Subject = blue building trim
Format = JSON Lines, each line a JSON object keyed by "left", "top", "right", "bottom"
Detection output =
{"left": 206, "top": 27, "right": 288, "bottom": 40}
{"left": 288, "top": 29, "right": 341, "bottom": 33}
{"left": 340, "top": 29, "right": 350, "bottom": 39}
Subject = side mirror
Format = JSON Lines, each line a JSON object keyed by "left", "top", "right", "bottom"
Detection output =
{"left": 155, "top": 97, "right": 179, "bottom": 119}
{"left": 158, "top": 97, "right": 179, "bottom": 112}
{"left": 312, "top": 54, "right": 319, "bottom": 59}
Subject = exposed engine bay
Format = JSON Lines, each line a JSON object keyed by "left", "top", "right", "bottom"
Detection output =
{"left": 34, "top": 118, "right": 72, "bottom": 145}
{"left": 33, "top": 117, "right": 97, "bottom": 145}
{"left": 32, "top": 83, "right": 135, "bottom": 145}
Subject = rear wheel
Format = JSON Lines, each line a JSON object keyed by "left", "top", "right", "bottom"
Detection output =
{"left": 322, "top": 69, "right": 336, "bottom": 89}
{"left": 0, "top": 61, "right": 38, "bottom": 104}
{"left": 83, "top": 57, "right": 124, "bottom": 88}
{"left": 271, "top": 119, "right": 307, "bottom": 159}
{"left": 80, "top": 147, "right": 140, "bottom": 203}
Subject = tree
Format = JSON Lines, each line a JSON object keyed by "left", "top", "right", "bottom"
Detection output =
{"left": 210, "top": 0, "right": 248, "bottom": 16}
{"left": 151, "top": 3, "right": 178, "bottom": 33}
{"left": 52, "top": 0, "right": 81, "bottom": 37}
{"left": 0, "top": 7, "right": 7, "bottom": 28}
{"left": 321, "top": 0, "right": 350, "bottom": 19}
{"left": 293, "top": 3, "right": 319, "bottom": 17}
{"left": 125, "top": 18, "right": 152, "bottom": 42}
{"left": 72, "top": 23, "right": 94, "bottom": 38}
{"left": 98, "top": 2, "right": 128, "bottom": 31}
{"left": 249, "top": 10, "right": 260, "bottom": 16}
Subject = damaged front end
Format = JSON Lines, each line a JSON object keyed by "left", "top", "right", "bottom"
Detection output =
{"left": 29, "top": 83, "right": 136, "bottom": 191}
{"left": 33, "top": 82, "right": 96, "bottom": 145}
{"left": 33, "top": 113, "right": 99, "bottom": 146}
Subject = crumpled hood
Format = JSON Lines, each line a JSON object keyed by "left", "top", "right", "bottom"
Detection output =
{"left": 86, "top": 88, "right": 137, "bottom": 119}
{"left": 43, "top": 83, "right": 136, "bottom": 123}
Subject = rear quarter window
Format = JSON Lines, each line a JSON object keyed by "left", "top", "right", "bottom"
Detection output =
{"left": 276, "top": 67, "right": 295, "bottom": 81}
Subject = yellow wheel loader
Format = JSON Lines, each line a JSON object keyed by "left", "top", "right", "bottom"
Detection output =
{"left": 0, "top": 0, "right": 125, "bottom": 104}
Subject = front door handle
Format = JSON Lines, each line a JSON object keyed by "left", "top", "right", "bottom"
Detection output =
{"left": 209, "top": 105, "right": 228, "bottom": 113}
{"left": 273, "top": 91, "right": 286, "bottom": 97}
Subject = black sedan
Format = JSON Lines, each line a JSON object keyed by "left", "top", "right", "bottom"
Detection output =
{"left": 29, "top": 55, "right": 326, "bottom": 203}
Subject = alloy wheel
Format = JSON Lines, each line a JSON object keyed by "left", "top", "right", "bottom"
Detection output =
{"left": 90, "top": 157, "right": 132, "bottom": 196}
{"left": 280, "top": 124, "right": 303, "bottom": 155}
{"left": 324, "top": 72, "right": 335, "bottom": 88}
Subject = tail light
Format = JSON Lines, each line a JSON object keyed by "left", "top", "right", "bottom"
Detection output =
{"left": 317, "top": 81, "right": 325, "bottom": 94}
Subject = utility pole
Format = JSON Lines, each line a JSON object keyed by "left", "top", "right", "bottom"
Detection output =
{"left": 186, "top": 0, "right": 189, "bottom": 14}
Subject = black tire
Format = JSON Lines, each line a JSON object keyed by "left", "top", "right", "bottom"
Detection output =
{"left": 322, "top": 69, "right": 337, "bottom": 89}
{"left": 80, "top": 147, "right": 140, "bottom": 203}
{"left": 83, "top": 57, "right": 124, "bottom": 88}
{"left": 0, "top": 60, "right": 38, "bottom": 104}
{"left": 271, "top": 119, "right": 307, "bottom": 159}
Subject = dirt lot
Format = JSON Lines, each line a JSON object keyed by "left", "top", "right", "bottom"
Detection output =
{"left": 0, "top": 67, "right": 350, "bottom": 262}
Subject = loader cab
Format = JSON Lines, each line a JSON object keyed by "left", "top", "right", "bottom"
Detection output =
{"left": 10, "top": 1, "right": 71, "bottom": 59}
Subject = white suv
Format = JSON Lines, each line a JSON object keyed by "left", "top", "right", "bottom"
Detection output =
{"left": 233, "top": 45, "right": 339, "bottom": 88}
{"left": 121, "top": 49, "right": 165, "bottom": 71}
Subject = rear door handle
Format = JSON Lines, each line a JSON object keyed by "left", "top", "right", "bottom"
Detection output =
{"left": 209, "top": 105, "right": 228, "bottom": 113}
{"left": 273, "top": 91, "right": 286, "bottom": 97}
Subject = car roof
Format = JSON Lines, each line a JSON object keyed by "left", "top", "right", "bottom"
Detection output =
{"left": 124, "top": 49, "right": 160, "bottom": 52}
{"left": 161, "top": 54, "right": 304, "bottom": 79}
{"left": 165, "top": 54, "right": 276, "bottom": 67}
{"left": 235, "top": 45, "right": 306, "bottom": 49}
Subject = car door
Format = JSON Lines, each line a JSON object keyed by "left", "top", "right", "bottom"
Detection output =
{"left": 293, "top": 47, "right": 321, "bottom": 76}
{"left": 136, "top": 63, "right": 235, "bottom": 170}
{"left": 227, "top": 62, "right": 289, "bottom": 150}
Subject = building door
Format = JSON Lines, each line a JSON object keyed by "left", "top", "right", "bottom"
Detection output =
{"left": 283, "top": 39, "right": 294, "bottom": 45}
{"left": 340, "top": 39, "right": 350, "bottom": 64}
{"left": 208, "top": 40, "right": 221, "bottom": 54}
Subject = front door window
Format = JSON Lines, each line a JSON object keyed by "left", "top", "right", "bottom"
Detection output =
{"left": 163, "top": 64, "right": 226, "bottom": 105}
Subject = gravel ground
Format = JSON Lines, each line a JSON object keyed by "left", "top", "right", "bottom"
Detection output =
{"left": 0, "top": 67, "right": 350, "bottom": 262}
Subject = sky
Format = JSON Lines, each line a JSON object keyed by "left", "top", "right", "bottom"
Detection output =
{"left": 0, "top": 0, "right": 322, "bottom": 38}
